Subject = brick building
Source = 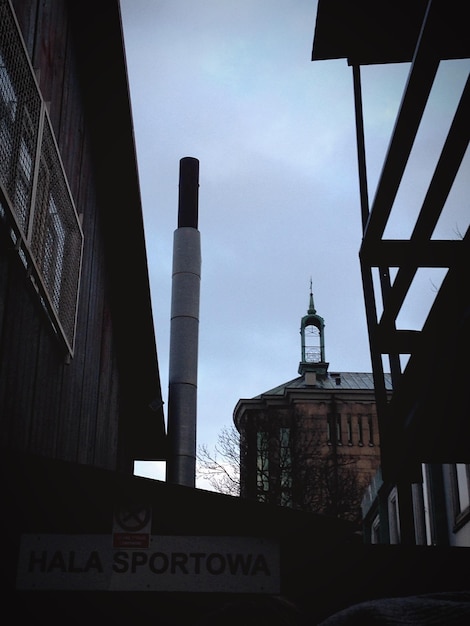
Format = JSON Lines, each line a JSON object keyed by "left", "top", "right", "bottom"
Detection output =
{"left": 234, "top": 287, "right": 391, "bottom": 526}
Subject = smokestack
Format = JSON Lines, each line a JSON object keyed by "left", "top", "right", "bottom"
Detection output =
{"left": 166, "top": 157, "right": 201, "bottom": 486}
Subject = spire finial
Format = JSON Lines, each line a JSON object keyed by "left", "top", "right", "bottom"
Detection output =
{"left": 308, "top": 277, "right": 316, "bottom": 314}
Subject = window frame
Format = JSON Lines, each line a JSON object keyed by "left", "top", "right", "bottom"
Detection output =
{"left": 449, "top": 463, "right": 470, "bottom": 532}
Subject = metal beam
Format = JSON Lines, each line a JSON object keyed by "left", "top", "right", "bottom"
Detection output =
{"left": 363, "top": 1, "right": 440, "bottom": 243}
{"left": 361, "top": 239, "right": 462, "bottom": 267}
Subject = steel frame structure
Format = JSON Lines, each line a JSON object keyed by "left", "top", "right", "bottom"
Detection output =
{"left": 313, "top": 0, "right": 470, "bottom": 482}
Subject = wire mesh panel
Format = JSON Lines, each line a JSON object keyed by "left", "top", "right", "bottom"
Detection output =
{"left": 0, "top": 3, "right": 42, "bottom": 235}
{"left": 30, "top": 116, "right": 83, "bottom": 345}
{"left": 0, "top": 0, "right": 83, "bottom": 356}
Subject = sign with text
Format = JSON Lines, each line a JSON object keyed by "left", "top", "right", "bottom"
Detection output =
{"left": 16, "top": 534, "right": 280, "bottom": 593}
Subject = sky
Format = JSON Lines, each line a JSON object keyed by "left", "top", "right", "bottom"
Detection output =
{"left": 119, "top": 1, "right": 469, "bottom": 487}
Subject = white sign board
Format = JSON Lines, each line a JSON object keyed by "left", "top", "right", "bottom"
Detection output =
{"left": 17, "top": 534, "right": 280, "bottom": 593}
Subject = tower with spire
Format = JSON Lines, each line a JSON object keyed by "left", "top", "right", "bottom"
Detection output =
{"left": 298, "top": 279, "right": 328, "bottom": 377}
{"left": 234, "top": 280, "right": 391, "bottom": 524}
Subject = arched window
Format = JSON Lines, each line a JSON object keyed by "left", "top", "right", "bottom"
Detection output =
{"left": 304, "top": 323, "right": 321, "bottom": 363}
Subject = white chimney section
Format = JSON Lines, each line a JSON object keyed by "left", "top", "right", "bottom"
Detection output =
{"left": 166, "top": 157, "right": 201, "bottom": 487}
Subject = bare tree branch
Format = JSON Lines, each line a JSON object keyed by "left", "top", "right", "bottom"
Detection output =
{"left": 196, "top": 425, "right": 240, "bottom": 496}
{"left": 197, "top": 421, "right": 367, "bottom": 525}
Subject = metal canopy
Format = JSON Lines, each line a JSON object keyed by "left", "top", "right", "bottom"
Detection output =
{"left": 311, "top": 0, "right": 470, "bottom": 65}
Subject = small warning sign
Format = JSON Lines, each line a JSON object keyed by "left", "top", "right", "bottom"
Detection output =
{"left": 113, "top": 505, "right": 151, "bottom": 549}
{"left": 113, "top": 532, "right": 150, "bottom": 549}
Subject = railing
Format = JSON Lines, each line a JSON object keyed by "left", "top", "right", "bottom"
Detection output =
{"left": 304, "top": 347, "right": 321, "bottom": 363}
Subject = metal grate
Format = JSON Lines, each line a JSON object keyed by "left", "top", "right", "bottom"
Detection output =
{"left": 0, "top": 0, "right": 83, "bottom": 356}
{"left": 0, "top": 3, "right": 41, "bottom": 234}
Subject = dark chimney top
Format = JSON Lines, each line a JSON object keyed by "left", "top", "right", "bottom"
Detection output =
{"left": 178, "top": 157, "right": 199, "bottom": 229}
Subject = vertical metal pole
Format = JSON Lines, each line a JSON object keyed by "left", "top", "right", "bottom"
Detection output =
{"left": 166, "top": 157, "right": 201, "bottom": 487}
{"left": 352, "top": 64, "right": 387, "bottom": 394}
{"left": 26, "top": 101, "right": 46, "bottom": 244}
{"left": 353, "top": 64, "right": 402, "bottom": 388}
{"left": 353, "top": 63, "right": 396, "bottom": 477}
{"left": 352, "top": 64, "right": 370, "bottom": 234}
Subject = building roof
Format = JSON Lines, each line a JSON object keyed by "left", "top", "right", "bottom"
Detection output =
{"left": 256, "top": 371, "right": 393, "bottom": 398}
{"left": 233, "top": 370, "right": 392, "bottom": 428}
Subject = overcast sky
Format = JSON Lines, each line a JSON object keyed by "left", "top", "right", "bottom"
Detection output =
{"left": 119, "top": 1, "right": 469, "bottom": 486}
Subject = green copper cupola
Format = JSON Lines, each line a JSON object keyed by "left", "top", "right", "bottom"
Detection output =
{"left": 298, "top": 280, "right": 328, "bottom": 376}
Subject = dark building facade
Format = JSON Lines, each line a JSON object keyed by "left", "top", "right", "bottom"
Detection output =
{"left": 0, "top": 0, "right": 166, "bottom": 472}
{"left": 234, "top": 289, "right": 392, "bottom": 526}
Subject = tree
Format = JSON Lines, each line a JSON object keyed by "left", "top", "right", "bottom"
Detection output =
{"left": 294, "top": 434, "right": 365, "bottom": 524}
{"left": 197, "top": 421, "right": 365, "bottom": 527}
{"left": 196, "top": 424, "right": 241, "bottom": 496}
{"left": 253, "top": 421, "right": 364, "bottom": 525}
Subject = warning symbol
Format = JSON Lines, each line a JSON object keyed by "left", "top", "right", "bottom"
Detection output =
{"left": 113, "top": 505, "right": 152, "bottom": 548}
{"left": 115, "top": 506, "right": 151, "bottom": 532}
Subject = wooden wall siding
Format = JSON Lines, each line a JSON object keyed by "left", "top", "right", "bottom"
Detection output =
{"left": 94, "top": 301, "right": 120, "bottom": 469}
{"left": 55, "top": 21, "right": 86, "bottom": 204}
{"left": 77, "top": 197, "right": 106, "bottom": 467}
{"left": 55, "top": 148, "right": 97, "bottom": 463}
{"left": 9, "top": 0, "right": 37, "bottom": 60}
{"left": 40, "top": 2, "right": 68, "bottom": 120}
{"left": 0, "top": 0, "right": 128, "bottom": 471}
{"left": 0, "top": 260, "right": 38, "bottom": 450}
